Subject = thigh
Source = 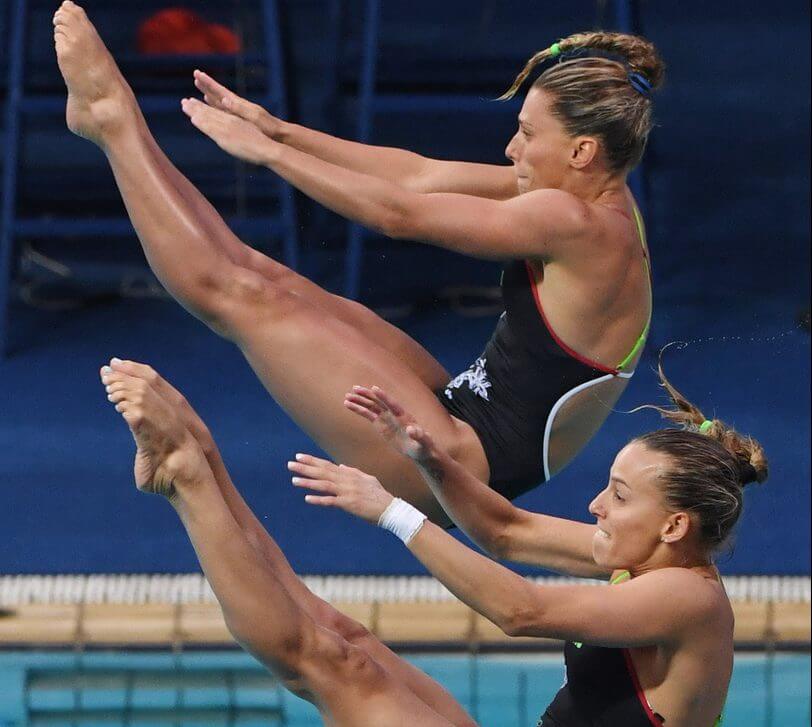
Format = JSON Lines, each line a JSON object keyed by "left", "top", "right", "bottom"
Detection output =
{"left": 213, "top": 269, "right": 489, "bottom": 520}
{"left": 241, "top": 247, "right": 451, "bottom": 391}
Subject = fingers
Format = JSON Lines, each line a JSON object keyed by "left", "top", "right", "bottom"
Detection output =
{"left": 291, "top": 452, "right": 335, "bottom": 468}
{"left": 303, "top": 495, "right": 339, "bottom": 507}
{"left": 346, "top": 389, "right": 381, "bottom": 410}
{"left": 344, "top": 391, "right": 382, "bottom": 420}
{"left": 369, "top": 386, "right": 406, "bottom": 417}
{"left": 193, "top": 70, "right": 261, "bottom": 123}
{"left": 181, "top": 98, "right": 234, "bottom": 142}
{"left": 350, "top": 385, "right": 387, "bottom": 410}
{"left": 290, "top": 458, "right": 342, "bottom": 507}
{"left": 350, "top": 385, "right": 407, "bottom": 419}
{"left": 181, "top": 97, "right": 208, "bottom": 121}
{"left": 291, "top": 477, "right": 335, "bottom": 493}
{"left": 193, "top": 70, "right": 231, "bottom": 105}
{"left": 181, "top": 97, "right": 223, "bottom": 121}
{"left": 406, "top": 423, "right": 436, "bottom": 450}
{"left": 287, "top": 453, "right": 339, "bottom": 481}
{"left": 344, "top": 399, "right": 378, "bottom": 422}
{"left": 181, "top": 99, "right": 222, "bottom": 141}
{"left": 344, "top": 386, "right": 394, "bottom": 421}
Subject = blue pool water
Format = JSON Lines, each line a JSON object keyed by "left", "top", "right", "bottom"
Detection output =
{"left": 0, "top": 651, "right": 809, "bottom": 726}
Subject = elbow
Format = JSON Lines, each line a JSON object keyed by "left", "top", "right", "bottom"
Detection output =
{"left": 498, "top": 605, "right": 536, "bottom": 638}
{"left": 496, "top": 584, "right": 544, "bottom": 637}
{"left": 374, "top": 189, "right": 422, "bottom": 240}
{"left": 487, "top": 526, "right": 516, "bottom": 561}
{"left": 377, "top": 206, "right": 415, "bottom": 240}
{"left": 483, "top": 513, "right": 526, "bottom": 561}
{"left": 497, "top": 598, "right": 543, "bottom": 638}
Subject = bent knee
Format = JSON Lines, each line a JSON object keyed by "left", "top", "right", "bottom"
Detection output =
{"left": 204, "top": 265, "right": 305, "bottom": 341}
{"left": 285, "top": 624, "right": 385, "bottom": 700}
{"left": 316, "top": 603, "right": 372, "bottom": 644}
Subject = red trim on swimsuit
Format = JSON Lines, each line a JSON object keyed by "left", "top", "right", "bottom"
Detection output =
{"left": 622, "top": 648, "right": 664, "bottom": 727}
{"left": 524, "top": 261, "right": 619, "bottom": 375}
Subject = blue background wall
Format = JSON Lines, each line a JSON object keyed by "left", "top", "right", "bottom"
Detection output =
{"left": 1, "top": 0, "right": 809, "bottom": 576}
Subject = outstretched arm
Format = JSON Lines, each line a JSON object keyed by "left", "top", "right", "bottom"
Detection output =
{"left": 181, "top": 99, "right": 591, "bottom": 261}
{"left": 343, "top": 386, "right": 609, "bottom": 578}
{"left": 194, "top": 70, "right": 517, "bottom": 199}
{"left": 293, "top": 457, "right": 721, "bottom": 648}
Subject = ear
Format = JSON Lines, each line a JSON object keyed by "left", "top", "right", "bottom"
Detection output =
{"left": 660, "top": 511, "right": 692, "bottom": 544}
{"left": 569, "top": 136, "right": 599, "bottom": 169}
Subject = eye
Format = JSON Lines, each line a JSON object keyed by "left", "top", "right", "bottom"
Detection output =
{"left": 613, "top": 488, "right": 625, "bottom": 502}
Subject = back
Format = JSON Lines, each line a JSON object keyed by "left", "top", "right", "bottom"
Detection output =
{"left": 536, "top": 192, "right": 651, "bottom": 372}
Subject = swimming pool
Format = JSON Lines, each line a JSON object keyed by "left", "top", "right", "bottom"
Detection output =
{"left": 0, "top": 650, "right": 808, "bottom": 726}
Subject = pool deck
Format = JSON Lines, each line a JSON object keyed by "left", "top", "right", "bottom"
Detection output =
{"left": 1, "top": 599, "right": 809, "bottom": 651}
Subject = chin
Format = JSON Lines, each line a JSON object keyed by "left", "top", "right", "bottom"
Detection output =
{"left": 592, "top": 538, "right": 629, "bottom": 572}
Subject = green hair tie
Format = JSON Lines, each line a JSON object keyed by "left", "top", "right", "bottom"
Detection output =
{"left": 549, "top": 42, "right": 562, "bottom": 58}
{"left": 699, "top": 420, "right": 713, "bottom": 434}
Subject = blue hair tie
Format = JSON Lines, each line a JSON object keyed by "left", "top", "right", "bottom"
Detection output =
{"left": 627, "top": 71, "right": 652, "bottom": 97}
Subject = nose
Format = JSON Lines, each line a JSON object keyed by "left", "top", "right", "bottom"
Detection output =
{"left": 505, "top": 131, "right": 520, "bottom": 162}
{"left": 588, "top": 489, "right": 606, "bottom": 519}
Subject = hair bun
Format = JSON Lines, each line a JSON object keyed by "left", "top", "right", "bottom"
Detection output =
{"left": 739, "top": 444, "right": 769, "bottom": 486}
{"left": 737, "top": 460, "right": 759, "bottom": 486}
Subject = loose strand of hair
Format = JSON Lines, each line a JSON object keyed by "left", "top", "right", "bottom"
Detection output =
{"left": 497, "top": 47, "right": 553, "bottom": 101}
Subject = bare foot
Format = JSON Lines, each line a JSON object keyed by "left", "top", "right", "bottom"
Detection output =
{"left": 53, "top": 1, "right": 134, "bottom": 144}
{"left": 104, "top": 358, "right": 214, "bottom": 449}
{"left": 100, "top": 361, "right": 209, "bottom": 498}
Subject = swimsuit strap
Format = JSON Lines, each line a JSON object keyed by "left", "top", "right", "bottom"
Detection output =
{"left": 616, "top": 203, "right": 653, "bottom": 373}
{"left": 610, "top": 570, "right": 632, "bottom": 585}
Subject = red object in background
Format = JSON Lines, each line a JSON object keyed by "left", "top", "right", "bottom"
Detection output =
{"left": 137, "top": 8, "right": 241, "bottom": 55}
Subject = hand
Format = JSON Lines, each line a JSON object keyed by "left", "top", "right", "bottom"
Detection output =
{"left": 181, "top": 97, "right": 280, "bottom": 166}
{"left": 193, "top": 70, "right": 285, "bottom": 141}
{"left": 289, "top": 453, "right": 394, "bottom": 525}
{"left": 344, "top": 385, "right": 438, "bottom": 465}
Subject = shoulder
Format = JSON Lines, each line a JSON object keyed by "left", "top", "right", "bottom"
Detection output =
{"left": 630, "top": 568, "right": 730, "bottom": 621}
{"left": 516, "top": 188, "right": 592, "bottom": 225}
{"left": 514, "top": 190, "right": 634, "bottom": 254}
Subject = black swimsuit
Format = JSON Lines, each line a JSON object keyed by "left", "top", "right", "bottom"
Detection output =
{"left": 539, "top": 572, "right": 725, "bottom": 727}
{"left": 538, "top": 640, "right": 665, "bottom": 726}
{"left": 435, "top": 205, "right": 650, "bottom": 499}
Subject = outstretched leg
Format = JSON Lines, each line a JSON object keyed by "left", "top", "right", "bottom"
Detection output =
{"left": 53, "top": 2, "right": 488, "bottom": 520}
{"left": 139, "top": 116, "right": 450, "bottom": 390}
{"left": 101, "top": 365, "right": 471, "bottom": 727}
{"left": 55, "top": 1, "right": 447, "bottom": 390}
{"left": 102, "top": 358, "right": 476, "bottom": 726}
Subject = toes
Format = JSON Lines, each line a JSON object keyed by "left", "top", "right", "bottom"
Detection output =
{"left": 100, "top": 369, "right": 145, "bottom": 404}
{"left": 110, "top": 358, "right": 161, "bottom": 387}
{"left": 99, "top": 364, "right": 128, "bottom": 386}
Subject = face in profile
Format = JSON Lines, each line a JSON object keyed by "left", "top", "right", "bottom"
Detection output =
{"left": 588, "top": 441, "right": 677, "bottom": 570}
{"left": 504, "top": 88, "right": 579, "bottom": 193}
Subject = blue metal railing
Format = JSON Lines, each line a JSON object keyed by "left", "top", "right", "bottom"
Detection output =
{"left": 0, "top": 0, "right": 298, "bottom": 358}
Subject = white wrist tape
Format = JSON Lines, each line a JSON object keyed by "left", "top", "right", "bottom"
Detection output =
{"left": 378, "top": 498, "right": 427, "bottom": 545}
